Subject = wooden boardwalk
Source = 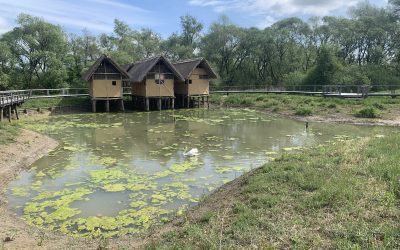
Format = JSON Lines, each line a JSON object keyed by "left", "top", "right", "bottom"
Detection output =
{"left": 210, "top": 85, "right": 400, "bottom": 98}
{"left": 0, "top": 90, "right": 31, "bottom": 122}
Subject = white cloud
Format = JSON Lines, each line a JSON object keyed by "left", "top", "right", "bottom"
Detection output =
{"left": 189, "top": 0, "right": 363, "bottom": 28}
{"left": 189, "top": 0, "right": 360, "bottom": 16}
{"left": 0, "top": 0, "right": 157, "bottom": 34}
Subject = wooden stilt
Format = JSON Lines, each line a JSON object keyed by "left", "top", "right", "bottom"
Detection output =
{"left": 120, "top": 99, "right": 125, "bottom": 111}
{"left": 197, "top": 97, "right": 200, "bottom": 108}
{"left": 157, "top": 98, "right": 162, "bottom": 111}
{"left": 92, "top": 100, "right": 97, "bottom": 113}
{"left": 8, "top": 105, "right": 11, "bottom": 122}
{"left": 145, "top": 98, "right": 150, "bottom": 111}
{"left": 186, "top": 96, "right": 190, "bottom": 108}
{"left": 14, "top": 105, "right": 19, "bottom": 120}
{"left": 0, "top": 107, "right": 3, "bottom": 122}
{"left": 105, "top": 100, "right": 110, "bottom": 112}
{"left": 172, "top": 98, "right": 175, "bottom": 109}
{"left": 207, "top": 96, "right": 209, "bottom": 109}
{"left": 202, "top": 96, "right": 205, "bottom": 107}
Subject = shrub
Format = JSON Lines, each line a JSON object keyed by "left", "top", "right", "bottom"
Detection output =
{"left": 327, "top": 103, "right": 337, "bottom": 109}
{"left": 295, "top": 107, "right": 312, "bottom": 116}
{"left": 354, "top": 107, "right": 379, "bottom": 118}
{"left": 372, "top": 102, "right": 385, "bottom": 110}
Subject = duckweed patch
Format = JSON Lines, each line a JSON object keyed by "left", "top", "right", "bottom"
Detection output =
{"left": 7, "top": 109, "right": 394, "bottom": 238}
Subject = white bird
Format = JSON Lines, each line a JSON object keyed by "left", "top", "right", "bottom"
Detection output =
{"left": 183, "top": 148, "right": 199, "bottom": 157}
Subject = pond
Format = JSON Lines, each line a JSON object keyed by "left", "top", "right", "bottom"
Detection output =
{"left": 6, "top": 108, "right": 392, "bottom": 237}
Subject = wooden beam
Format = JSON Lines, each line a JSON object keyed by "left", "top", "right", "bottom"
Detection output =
{"left": 8, "top": 105, "right": 11, "bottom": 122}
{"left": 120, "top": 99, "right": 125, "bottom": 111}
{"left": 14, "top": 105, "right": 19, "bottom": 120}
{"left": 186, "top": 96, "right": 190, "bottom": 108}
{"left": 172, "top": 98, "right": 175, "bottom": 109}
{"left": 157, "top": 98, "right": 162, "bottom": 111}
{"left": 145, "top": 98, "right": 150, "bottom": 111}
{"left": 105, "top": 100, "right": 110, "bottom": 112}
{"left": 92, "top": 100, "right": 97, "bottom": 113}
{"left": 0, "top": 107, "right": 3, "bottom": 122}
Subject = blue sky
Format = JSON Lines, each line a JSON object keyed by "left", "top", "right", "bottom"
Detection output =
{"left": 0, "top": 0, "right": 388, "bottom": 37}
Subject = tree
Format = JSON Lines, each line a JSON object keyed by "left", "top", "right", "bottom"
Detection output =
{"left": 1, "top": 14, "right": 68, "bottom": 88}
{"left": 303, "top": 46, "right": 342, "bottom": 86}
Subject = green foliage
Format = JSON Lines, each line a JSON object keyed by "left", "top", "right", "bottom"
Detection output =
{"left": 1, "top": 3, "right": 400, "bottom": 91}
{"left": 283, "top": 71, "right": 306, "bottom": 86}
{"left": 295, "top": 107, "right": 312, "bottom": 116}
{"left": 303, "top": 46, "right": 343, "bottom": 86}
{"left": 354, "top": 107, "right": 380, "bottom": 118}
{"left": 22, "top": 97, "right": 90, "bottom": 108}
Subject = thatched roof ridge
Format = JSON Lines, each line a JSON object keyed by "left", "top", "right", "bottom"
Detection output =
{"left": 173, "top": 58, "right": 217, "bottom": 80}
{"left": 81, "top": 55, "right": 129, "bottom": 81}
{"left": 127, "top": 55, "right": 184, "bottom": 82}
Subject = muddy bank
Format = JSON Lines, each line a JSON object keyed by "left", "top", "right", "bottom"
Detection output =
{"left": 275, "top": 112, "right": 400, "bottom": 127}
{"left": 0, "top": 130, "right": 94, "bottom": 249}
{"left": 213, "top": 103, "right": 400, "bottom": 127}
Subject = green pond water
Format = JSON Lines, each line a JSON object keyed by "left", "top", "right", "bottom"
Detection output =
{"left": 6, "top": 108, "right": 393, "bottom": 237}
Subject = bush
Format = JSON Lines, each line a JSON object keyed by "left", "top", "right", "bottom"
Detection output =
{"left": 372, "top": 102, "right": 385, "bottom": 110}
{"left": 354, "top": 107, "right": 379, "bottom": 118}
{"left": 295, "top": 107, "right": 312, "bottom": 116}
{"left": 327, "top": 103, "right": 337, "bottom": 109}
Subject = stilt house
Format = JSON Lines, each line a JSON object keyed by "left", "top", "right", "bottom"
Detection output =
{"left": 125, "top": 56, "right": 184, "bottom": 111}
{"left": 173, "top": 58, "right": 217, "bottom": 108}
{"left": 82, "top": 55, "right": 129, "bottom": 112}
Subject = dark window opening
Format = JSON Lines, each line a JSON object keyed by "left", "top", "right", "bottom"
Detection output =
{"left": 112, "top": 81, "right": 117, "bottom": 86}
{"left": 189, "top": 79, "right": 193, "bottom": 84}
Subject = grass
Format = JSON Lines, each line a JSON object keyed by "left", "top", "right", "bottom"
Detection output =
{"left": 211, "top": 93, "right": 400, "bottom": 120}
{"left": 22, "top": 97, "right": 90, "bottom": 109}
{"left": 354, "top": 107, "right": 380, "bottom": 118}
{"left": 0, "top": 123, "right": 20, "bottom": 145}
{"left": 146, "top": 135, "right": 400, "bottom": 249}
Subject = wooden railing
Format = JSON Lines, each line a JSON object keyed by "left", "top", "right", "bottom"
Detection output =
{"left": 0, "top": 90, "right": 31, "bottom": 107}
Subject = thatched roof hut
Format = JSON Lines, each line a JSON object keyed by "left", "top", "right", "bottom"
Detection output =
{"left": 173, "top": 58, "right": 217, "bottom": 81}
{"left": 173, "top": 58, "right": 217, "bottom": 97}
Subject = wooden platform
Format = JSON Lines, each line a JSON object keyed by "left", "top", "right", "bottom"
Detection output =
{"left": 0, "top": 90, "right": 31, "bottom": 122}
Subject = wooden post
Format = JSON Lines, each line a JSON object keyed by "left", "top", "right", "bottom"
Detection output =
{"left": 207, "top": 96, "right": 209, "bottom": 109}
{"left": 172, "top": 98, "right": 175, "bottom": 109}
{"left": 8, "top": 105, "right": 11, "bottom": 122}
{"left": 157, "top": 98, "right": 162, "bottom": 111}
{"left": 120, "top": 99, "right": 125, "bottom": 111}
{"left": 14, "top": 105, "right": 19, "bottom": 120}
{"left": 0, "top": 107, "right": 3, "bottom": 122}
{"left": 197, "top": 97, "right": 200, "bottom": 108}
{"left": 202, "top": 96, "right": 205, "bottom": 107}
{"left": 186, "top": 96, "right": 190, "bottom": 108}
{"left": 105, "top": 100, "right": 110, "bottom": 112}
{"left": 91, "top": 100, "right": 97, "bottom": 113}
{"left": 145, "top": 98, "right": 150, "bottom": 111}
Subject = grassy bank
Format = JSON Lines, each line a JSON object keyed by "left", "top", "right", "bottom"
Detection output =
{"left": 0, "top": 123, "right": 20, "bottom": 145}
{"left": 210, "top": 93, "right": 400, "bottom": 119}
{"left": 147, "top": 135, "right": 400, "bottom": 249}
{"left": 22, "top": 97, "right": 90, "bottom": 109}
